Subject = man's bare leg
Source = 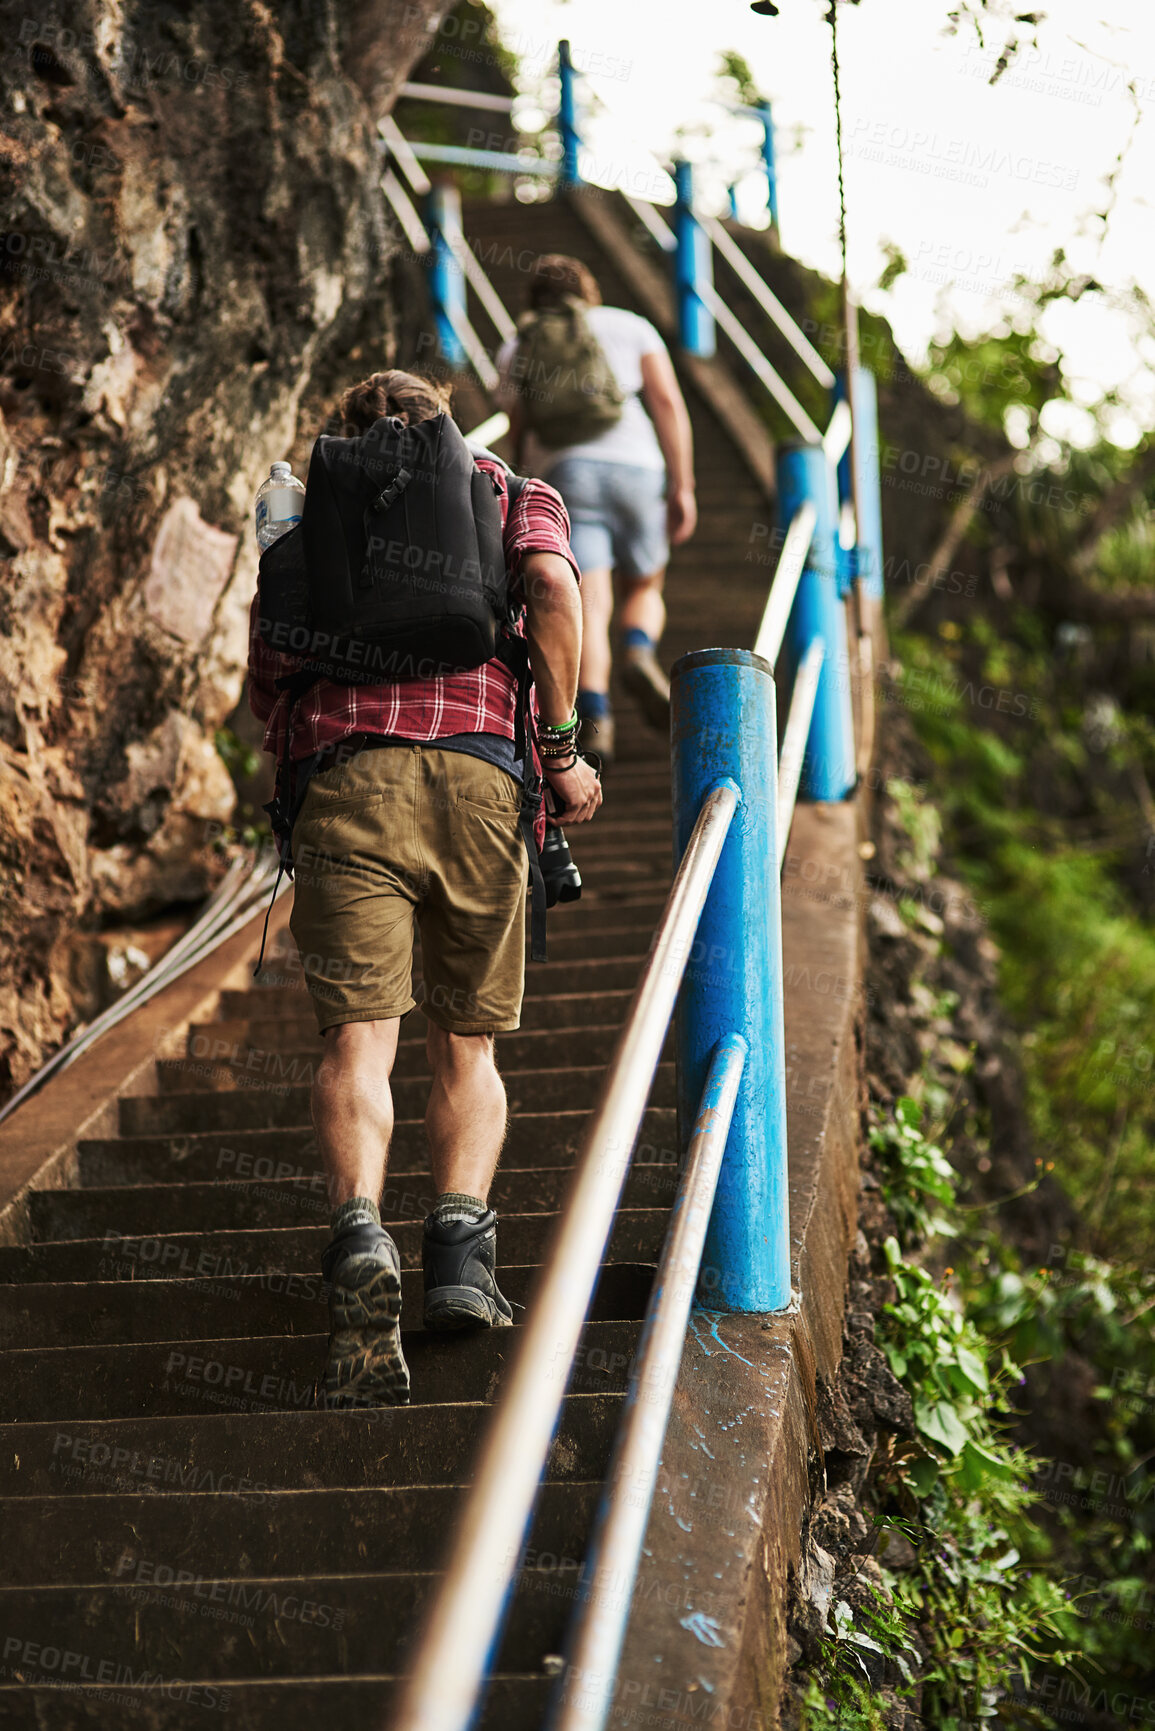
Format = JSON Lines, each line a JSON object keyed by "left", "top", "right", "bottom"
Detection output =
{"left": 312, "top": 1019, "right": 401, "bottom": 1208}
{"left": 425, "top": 1026, "right": 507, "bottom": 1200}
{"left": 422, "top": 1024, "right": 513, "bottom": 1329}
{"left": 619, "top": 568, "right": 667, "bottom": 646}
{"left": 312, "top": 1017, "right": 408, "bottom": 1407}
{"left": 620, "top": 569, "right": 670, "bottom": 730}
{"left": 577, "top": 564, "right": 614, "bottom": 695}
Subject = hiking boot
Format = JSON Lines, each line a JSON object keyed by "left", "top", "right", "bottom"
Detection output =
{"left": 621, "top": 645, "right": 671, "bottom": 732}
{"left": 423, "top": 1209, "right": 514, "bottom": 1330}
{"left": 320, "top": 1201, "right": 409, "bottom": 1408}
{"left": 577, "top": 705, "right": 614, "bottom": 768}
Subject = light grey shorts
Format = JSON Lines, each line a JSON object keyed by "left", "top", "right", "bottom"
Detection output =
{"left": 545, "top": 458, "right": 668, "bottom": 579}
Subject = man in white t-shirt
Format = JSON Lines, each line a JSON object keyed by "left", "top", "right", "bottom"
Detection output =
{"left": 497, "top": 254, "right": 697, "bottom": 762}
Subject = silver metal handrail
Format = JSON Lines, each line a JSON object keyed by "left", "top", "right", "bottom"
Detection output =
{"left": 777, "top": 638, "right": 825, "bottom": 871}
{"left": 447, "top": 231, "right": 517, "bottom": 343}
{"left": 464, "top": 411, "right": 511, "bottom": 448}
{"left": 754, "top": 500, "right": 817, "bottom": 669}
{"left": 699, "top": 213, "right": 835, "bottom": 388}
{"left": 399, "top": 82, "right": 514, "bottom": 112}
{"left": 0, "top": 851, "right": 288, "bottom": 1127}
{"left": 392, "top": 778, "right": 741, "bottom": 1731}
{"left": 445, "top": 302, "right": 500, "bottom": 392}
{"left": 624, "top": 192, "right": 677, "bottom": 252}
{"left": 700, "top": 280, "right": 823, "bottom": 442}
{"left": 381, "top": 169, "right": 431, "bottom": 256}
{"left": 379, "top": 115, "right": 431, "bottom": 195}
{"left": 547, "top": 1031, "right": 749, "bottom": 1731}
{"left": 823, "top": 398, "right": 852, "bottom": 465}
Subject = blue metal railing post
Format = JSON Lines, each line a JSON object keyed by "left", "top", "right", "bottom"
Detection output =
{"left": 558, "top": 40, "right": 581, "bottom": 190}
{"left": 673, "top": 160, "right": 716, "bottom": 358}
{"left": 835, "top": 367, "right": 884, "bottom": 602}
{"left": 424, "top": 181, "right": 467, "bottom": 367}
{"left": 758, "top": 101, "right": 779, "bottom": 230}
{"left": 777, "top": 445, "right": 856, "bottom": 799}
{"left": 671, "top": 649, "right": 790, "bottom": 1312}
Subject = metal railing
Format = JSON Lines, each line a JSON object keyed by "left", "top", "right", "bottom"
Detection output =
{"left": 0, "top": 852, "right": 289, "bottom": 1128}
{"left": 396, "top": 513, "right": 817, "bottom": 1730}
{"left": 551, "top": 1031, "right": 749, "bottom": 1731}
{"left": 382, "top": 61, "right": 886, "bottom": 1726}
{"left": 394, "top": 781, "right": 742, "bottom": 1731}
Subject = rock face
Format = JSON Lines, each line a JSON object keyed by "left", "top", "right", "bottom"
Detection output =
{"left": 0, "top": 0, "right": 447, "bottom": 1096}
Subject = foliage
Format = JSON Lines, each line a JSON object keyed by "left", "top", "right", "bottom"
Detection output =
{"left": 870, "top": 1096, "right": 957, "bottom": 1243}
{"left": 892, "top": 626, "right": 1155, "bottom": 1261}
{"left": 715, "top": 49, "right": 766, "bottom": 112}
{"left": 804, "top": 1103, "right": 1079, "bottom": 1729}
{"left": 214, "top": 726, "right": 259, "bottom": 784}
{"left": 884, "top": 635, "right": 1155, "bottom": 1698}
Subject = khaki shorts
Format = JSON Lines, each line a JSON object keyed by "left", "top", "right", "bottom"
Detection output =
{"left": 288, "top": 743, "right": 528, "bottom": 1035}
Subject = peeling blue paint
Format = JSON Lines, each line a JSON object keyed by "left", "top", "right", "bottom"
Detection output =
{"left": 680, "top": 1611, "right": 726, "bottom": 1648}
{"left": 703, "top": 1314, "right": 755, "bottom": 1367}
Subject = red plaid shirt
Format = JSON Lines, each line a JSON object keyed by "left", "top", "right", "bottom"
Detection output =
{"left": 248, "top": 460, "right": 578, "bottom": 762}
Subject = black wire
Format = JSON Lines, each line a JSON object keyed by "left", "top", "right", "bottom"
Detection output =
{"left": 828, "top": 0, "right": 848, "bottom": 283}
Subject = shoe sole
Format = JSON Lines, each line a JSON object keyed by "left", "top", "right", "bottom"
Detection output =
{"left": 621, "top": 660, "right": 670, "bottom": 732}
{"left": 424, "top": 1284, "right": 514, "bottom": 1331}
{"left": 322, "top": 1261, "right": 409, "bottom": 1408}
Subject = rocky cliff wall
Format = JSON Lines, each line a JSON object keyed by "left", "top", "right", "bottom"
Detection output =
{"left": 0, "top": 0, "right": 446, "bottom": 1096}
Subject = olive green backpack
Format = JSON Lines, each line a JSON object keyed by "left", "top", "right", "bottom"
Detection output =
{"left": 512, "top": 298, "right": 625, "bottom": 447}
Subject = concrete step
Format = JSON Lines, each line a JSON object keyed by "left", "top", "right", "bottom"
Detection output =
{"left": 203, "top": 985, "right": 639, "bottom": 1044}
{"left": 1, "top": 1486, "right": 596, "bottom": 1598}
{"left": 0, "top": 1208, "right": 667, "bottom": 1286}
{"left": 0, "top": 1678, "right": 552, "bottom": 1731}
{"left": 0, "top": 1263, "right": 654, "bottom": 1350}
{"left": 0, "top": 1318, "right": 643, "bottom": 1425}
{"left": 76, "top": 1106, "right": 679, "bottom": 1186}
{"left": 165, "top": 1022, "right": 670, "bottom": 1092}
{"left": 30, "top": 1163, "right": 679, "bottom": 1240}
{"left": 116, "top": 1062, "right": 677, "bottom": 1137}
{"left": 221, "top": 954, "right": 656, "bottom": 1020}
{"left": 0, "top": 1478, "right": 601, "bottom": 1587}
{"left": 0, "top": 1567, "right": 578, "bottom": 1678}
{"left": 0, "top": 1395, "right": 621, "bottom": 1498}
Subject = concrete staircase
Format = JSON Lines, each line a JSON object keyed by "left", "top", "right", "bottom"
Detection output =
{"left": 0, "top": 192, "right": 798, "bottom": 1726}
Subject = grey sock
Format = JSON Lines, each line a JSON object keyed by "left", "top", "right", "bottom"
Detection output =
{"left": 433, "top": 1192, "right": 487, "bottom": 1226}
{"left": 331, "top": 1195, "right": 381, "bottom": 1237}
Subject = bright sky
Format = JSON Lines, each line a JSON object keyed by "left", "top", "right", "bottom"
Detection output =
{"left": 489, "top": 0, "right": 1155, "bottom": 446}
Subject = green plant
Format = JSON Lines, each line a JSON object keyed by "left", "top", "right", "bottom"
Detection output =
{"left": 871, "top": 1096, "right": 958, "bottom": 1243}
{"left": 214, "top": 727, "right": 259, "bottom": 782}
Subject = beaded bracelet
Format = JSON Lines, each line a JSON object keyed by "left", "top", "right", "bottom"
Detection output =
{"left": 541, "top": 708, "right": 579, "bottom": 735}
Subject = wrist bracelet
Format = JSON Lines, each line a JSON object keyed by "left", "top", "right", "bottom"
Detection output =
{"left": 543, "top": 751, "right": 579, "bottom": 772}
{"left": 541, "top": 708, "right": 578, "bottom": 734}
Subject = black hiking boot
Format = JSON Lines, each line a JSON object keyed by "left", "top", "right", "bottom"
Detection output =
{"left": 320, "top": 1199, "right": 409, "bottom": 1408}
{"left": 422, "top": 1209, "right": 514, "bottom": 1331}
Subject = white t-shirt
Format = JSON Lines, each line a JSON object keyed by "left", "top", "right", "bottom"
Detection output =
{"left": 497, "top": 305, "right": 668, "bottom": 477}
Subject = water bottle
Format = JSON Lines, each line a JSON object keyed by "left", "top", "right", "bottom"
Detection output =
{"left": 254, "top": 461, "right": 305, "bottom": 550}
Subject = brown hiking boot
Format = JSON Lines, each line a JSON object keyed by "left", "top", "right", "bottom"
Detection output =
{"left": 320, "top": 1201, "right": 409, "bottom": 1408}
{"left": 622, "top": 645, "right": 671, "bottom": 732}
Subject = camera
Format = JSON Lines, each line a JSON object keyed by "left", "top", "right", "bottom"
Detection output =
{"left": 540, "top": 823, "right": 582, "bottom": 907}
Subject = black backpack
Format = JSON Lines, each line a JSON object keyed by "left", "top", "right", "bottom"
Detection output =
{"left": 252, "top": 414, "right": 550, "bottom": 971}
{"left": 257, "top": 412, "right": 517, "bottom": 682}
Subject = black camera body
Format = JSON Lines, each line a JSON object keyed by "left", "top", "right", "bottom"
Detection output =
{"left": 540, "top": 823, "right": 582, "bottom": 907}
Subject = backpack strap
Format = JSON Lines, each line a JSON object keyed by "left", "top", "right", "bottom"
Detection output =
{"left": 496, "top": 470, "right": 554, "bottom": 962}
{"left": 495, "top": 622, "right": 548, "bottom": 963}
{"left": 252, "top": 668, "right": 319, "bottom": 978}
